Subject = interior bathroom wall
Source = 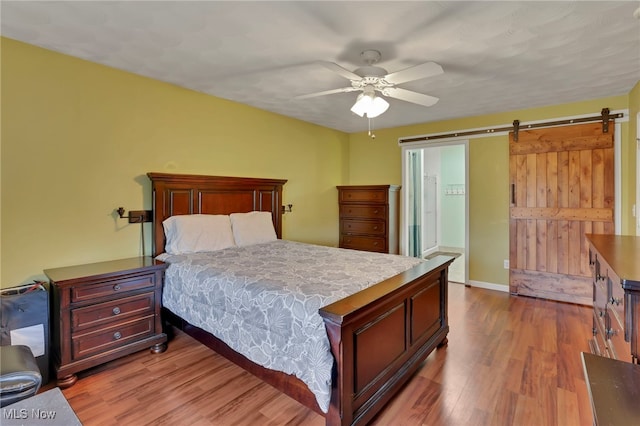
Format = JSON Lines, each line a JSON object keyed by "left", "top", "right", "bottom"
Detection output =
{"left": 439, "top": 145, "right": 466, "bottom": 251}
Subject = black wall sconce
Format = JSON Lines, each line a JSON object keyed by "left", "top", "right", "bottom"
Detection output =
{"left": 116, "top": 207, "right": 153, "bottom": 256}
{"left": 116, "top": 207, "right": 152, "bottom": 223}
{"left": 282, "top": 204, "right": 293, "bottom": 214}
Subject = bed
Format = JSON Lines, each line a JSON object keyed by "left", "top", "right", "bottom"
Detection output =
{"left": 148, "top": 172, "right": 453, "bottom": 426}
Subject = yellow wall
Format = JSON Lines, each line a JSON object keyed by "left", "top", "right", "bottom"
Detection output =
{"left": 348, "top": 96, "right": 634, "bottom": 287}
{"left": 1, "top": 38, "right": 349, "bottom": 286}
{"left": 2, "top": 37, "right": 637, "bottom": 290}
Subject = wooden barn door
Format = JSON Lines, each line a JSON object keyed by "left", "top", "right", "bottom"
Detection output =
{"left": 509, "top": 122, "right": 614, "bottom": 305}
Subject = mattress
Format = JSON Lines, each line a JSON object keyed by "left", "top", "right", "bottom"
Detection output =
{"left": 157, "top": 240, "right": 423, "bottom": 412}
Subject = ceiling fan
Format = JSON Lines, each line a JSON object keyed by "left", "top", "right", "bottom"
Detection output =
{"left": 296, "top": 50, "right": 443, "bottom": 118}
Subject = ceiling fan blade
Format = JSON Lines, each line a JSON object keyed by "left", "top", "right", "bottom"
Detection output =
{"left": 294, "top": 87, "right": 358, "bottom": 100}
{"left": 318, "top": 61, "right": 362, "bottom": 81}
{"left": 384, "top": 87, "right": 439, "bottom": 107}
{"left": 384, "top": 61, "right": 443, "bottom": 85}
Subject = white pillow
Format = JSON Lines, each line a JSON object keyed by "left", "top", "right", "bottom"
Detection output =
{"left": 163, "top": 214, "right": 236, "bottom": 254}
{"left": 229, "top": 211, "right": 278, "bottom": 247}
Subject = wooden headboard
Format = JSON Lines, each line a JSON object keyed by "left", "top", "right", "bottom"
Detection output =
{"left": 147, "top": 173, "right": 287, "bottom": 257}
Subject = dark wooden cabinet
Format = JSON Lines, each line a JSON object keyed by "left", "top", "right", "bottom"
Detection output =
{"left": 44, "top": 257, "right": 168, "bottom": 387}
{"left": 581, "top": 352, "right": 640, "bottom": 425}
{"left": 586, "top": 234, "right": 640, "bottom": 364}
{"left": 337, "top": 185, "right": 400, "bottom": 254}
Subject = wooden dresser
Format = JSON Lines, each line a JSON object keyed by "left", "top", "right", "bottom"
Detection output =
{"left": 45, "top": 257, "right": 168, "bottom": 387}
{"left": 337, "top": 185, "right": 400, "bottom": 254}
{"left": 586, "top": 234, "right": 640, "bottom": 364}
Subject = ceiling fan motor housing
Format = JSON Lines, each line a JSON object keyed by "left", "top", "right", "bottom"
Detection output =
{"left": 354, "top": 66, "right": 388, "bottom": 78}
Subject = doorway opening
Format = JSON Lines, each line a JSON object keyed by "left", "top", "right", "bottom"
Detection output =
{"left": 402, "top": 141, "right": 468, "bottom": 284}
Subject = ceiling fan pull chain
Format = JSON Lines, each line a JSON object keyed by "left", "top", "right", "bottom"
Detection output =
{"left": 368, "top": 117, "right": 376, "bottom": 139}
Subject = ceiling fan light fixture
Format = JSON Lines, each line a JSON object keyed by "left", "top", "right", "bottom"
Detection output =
{"left": 367, "top": 96, "right": 389, "bottom": 118}
{"left": 350, "top": 92, "right": 370, "bottom": 117}
{"left": 350, "top": 92, "right": 389, "bottom": 118}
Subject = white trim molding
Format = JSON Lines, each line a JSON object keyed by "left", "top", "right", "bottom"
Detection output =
{"left": 467, "top": 280, "right": 510, "bottom": 293}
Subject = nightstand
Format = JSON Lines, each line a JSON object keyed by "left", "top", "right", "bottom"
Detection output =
{"left": 44, "top": 257, "right": 167, "bottom": 388}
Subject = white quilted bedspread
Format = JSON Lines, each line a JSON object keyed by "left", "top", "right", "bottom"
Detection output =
{"left": 157, "top": 240, "right": 423, "bottom": 412}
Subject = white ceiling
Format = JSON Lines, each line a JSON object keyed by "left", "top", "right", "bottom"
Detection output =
{"left": 2, "top": 1, "right": 639, "bottom": 133}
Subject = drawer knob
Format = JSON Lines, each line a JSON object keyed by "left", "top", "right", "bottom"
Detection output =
{"left": 374, "top": 210, "right": 379, "bottom": 214}
{"left": 373, "top": 242, "right": 379, "bottom": 246}
{"left": 113, "top": 331, "right": 122, "bottom": 340}
{"left": 373, "top": 226, "right": 378, "bottom": 230}
{"left": 112, "top": 307, "right": 121, "bottom": 315}
{"left": 113, "top": 284, "right": 122, "bottom": 291}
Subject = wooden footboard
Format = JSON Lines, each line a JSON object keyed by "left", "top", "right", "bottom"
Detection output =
{"left": 163, "top": 255, "right": 452, "bottom": 425}
{"left": 320, "top": 255, "right": 453, "bottom": 426}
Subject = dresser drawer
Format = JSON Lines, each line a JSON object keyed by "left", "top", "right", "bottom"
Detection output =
{"left": 608, "top": 313, "right": 631, "bottom": 362}
{"left": 72, "top": 292, "right": 155, "bottom": 331}
{"left": 341, "top": 219, "right": 386, "bottom": 236}
{"left": 71, "top": 274, "right": 155, "bottom": 303}
{"left": 591, "top": 310, "right": 609, "bottom": 358}
{"left": 340, "top": 235, "right": 387, "bottom": 252}
{"left": 72, "top": 316, "right": 155, "bottom": 360}
{"left": 339, "top": 188, "right": 388, "bottom": 204}
{"left": 339, "top": 205, "right": 387, "bottom": 220}
{"left": 594, "top": 280, "right": 608, "bottom": 317}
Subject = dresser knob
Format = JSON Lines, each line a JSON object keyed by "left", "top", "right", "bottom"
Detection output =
{"left": 113, "top": 332, "right": 122, "bottom": 340}
{"left": 113, "top": 284, "right": 121, "bottom": 291}
{"left": 374, "top": 210, "right": 379, "bottom": 214}
{"left": 373, "top": 226, "right": 378, "bottom": 230}
{"left": 373, "top": 242, "right": 379, "bottom": 246}
{"left": 112, "top": 307, "right": 121, "bottom": 315}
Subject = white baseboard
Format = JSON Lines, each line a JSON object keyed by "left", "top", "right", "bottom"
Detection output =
{"left": 466, "top": 280, "right": 509, "bottom": 293}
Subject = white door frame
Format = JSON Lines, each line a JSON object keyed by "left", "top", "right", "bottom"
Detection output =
{"left": 637, "top": 112, "right": 640, "bottom": 235}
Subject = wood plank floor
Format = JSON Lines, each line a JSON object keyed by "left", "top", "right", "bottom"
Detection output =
{"left": 56, "top": 283, "right": 595, "bottom": 425}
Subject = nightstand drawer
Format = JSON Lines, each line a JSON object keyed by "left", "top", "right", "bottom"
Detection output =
{"left": 341, "top": 219, "right": 386, "bottom": 235}
{"left": 72, "top": 292, "right": 155, "bottom": 331}
{"left": 72, "top": 316, "right": 155, "bottom": 359}
{"left": 72, "top": 274, "right": 155, "bottom": 303}
{"left": 339, "top": 205, "right": 387, "bottom": 219}
{"left": 340, "top": 235, "right": 387, "bottom": 253}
